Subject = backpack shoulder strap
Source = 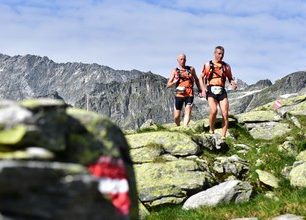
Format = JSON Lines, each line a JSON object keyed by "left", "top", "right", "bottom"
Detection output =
{"left": 207, "top": 60, "right": 214, "bottom": 80}
{"left": 221, "top": 61, "right": 227, "bottom": 82}
{"left": 209, "top": 60, "right": 214, "bottom": 71}
{"left": 176, "top": 66, "right": 192, "bottom": 76}
{"left": 185, "top": 66, "right": 191, "bottom": 75}
{"left": 221, "top": 61, "right": 226, "bottom": 72}
{"left": 221, "top": 61, "right": 234, "bottom": 82}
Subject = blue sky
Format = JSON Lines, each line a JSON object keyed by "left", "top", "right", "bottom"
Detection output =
{"left": 1, "top": 0, "right": 306, "bottom": 84}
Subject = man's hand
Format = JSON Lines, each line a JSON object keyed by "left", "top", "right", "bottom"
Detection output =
{"left": 231, "top": 80, "right": 238, "bottom": 90}
{"left": 173, "top": 73, "right": 179, "bottom": 84}
{"left": 167, "top": 71, "right": 179, "bottom": 88}
{"left": 199, "top": 90, "right": 207, "bottom": 98}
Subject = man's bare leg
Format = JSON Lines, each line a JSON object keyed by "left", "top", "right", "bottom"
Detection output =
{"left": 174, "top": 109, "right": 181, "bottom": 126}
{"left": 208, "top": 97, "right": 218, "bottom": 133}
{"left": 219, "top": 98, "right": 229, "bottom": 138}
{"left": 183, "top": 104, "right": 192, "bottom": 126}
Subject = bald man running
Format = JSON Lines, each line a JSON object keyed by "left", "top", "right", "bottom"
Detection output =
{"left": 167, "top": 53, "right": 201, "bottom": 126}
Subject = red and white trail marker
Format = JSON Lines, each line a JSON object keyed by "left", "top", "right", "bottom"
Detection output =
{"left": 273, "top": 100, "right": 282, "bottom": 109}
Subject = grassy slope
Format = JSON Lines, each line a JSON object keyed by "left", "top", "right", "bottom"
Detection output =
{"left": 146, "top": 116, "right": 306, "bottom": 220}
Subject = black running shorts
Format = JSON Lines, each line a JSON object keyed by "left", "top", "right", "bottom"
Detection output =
{"left": 175, "top": 96, "right": 194, "bottom": 110}
{"left": 206, "top": 86, "right": 227, "bottom": 102}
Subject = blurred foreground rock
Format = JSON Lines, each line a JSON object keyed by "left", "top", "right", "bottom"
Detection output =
{"left": 0, "top": 98, "right": 138, "bottom": 220}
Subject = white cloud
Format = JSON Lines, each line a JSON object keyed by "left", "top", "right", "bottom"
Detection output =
{"left": 0, "top": 0, "right": 305, "bottom": 85}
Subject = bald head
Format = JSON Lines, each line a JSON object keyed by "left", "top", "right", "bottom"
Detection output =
{"left": 177, "top": 53, "right": 186, "bottom": 68}
{"left": 177, "top": 53, "right": 186, "bottom": 60}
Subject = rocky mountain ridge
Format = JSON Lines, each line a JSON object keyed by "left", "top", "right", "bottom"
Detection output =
{"left": 0, "top": 53, "right": 305, "bottom": 128}
{"left": 0, "top": 53, "right": 173, "bottom": 128}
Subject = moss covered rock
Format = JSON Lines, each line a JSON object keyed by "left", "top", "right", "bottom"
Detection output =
{"left": 134, "top": 159, "right": 215, "bottom": 207}
{"left": 289, "top": 161, "right": 306, "bottom": 187}
{"left": 256, "top": 169, "right": 280, "bottom": 188}
{"left": 0, "top": 125, "right": 27, "bottom": 145}
{"left": 296, "top": 150, "right": 306, "bottom": 161}
{"left": 248, "top": 122, "right": 291, "bottom": 140}
{"left": 236, "top": 110, "right": 281, "bottom": 123}
{"left": 0, "top": 99, "right": 139, "bottom": 219}
{"left": 126, "top": 131, "right": 201, "bottom": 156}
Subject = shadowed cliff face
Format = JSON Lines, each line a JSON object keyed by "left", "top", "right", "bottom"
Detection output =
{"left": 0, "top": 53, "right": 174, "bottom": 128}
{"left": 0, "top": 53, "right": 305, "bottom": 129}
{"left": 74, "top": 74, "right": 174, "bottom": 128}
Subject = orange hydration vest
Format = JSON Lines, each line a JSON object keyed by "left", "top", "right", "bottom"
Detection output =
{"left": 203, "top": 61, "right": 233, "bottom": 87}
{"left": 175, "top": 66, "right": 194, "bottom": 97}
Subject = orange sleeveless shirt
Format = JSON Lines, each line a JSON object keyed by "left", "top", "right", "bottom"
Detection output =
{"left": 175, "top": 68, "right": 194, "bottom": 97}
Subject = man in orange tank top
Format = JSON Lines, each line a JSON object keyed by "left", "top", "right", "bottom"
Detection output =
{"left": 199, "top": 46, "right": 237, "bottom": 138}
{"left": 167, "top": 53, "right": 201, "bottom": 126}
